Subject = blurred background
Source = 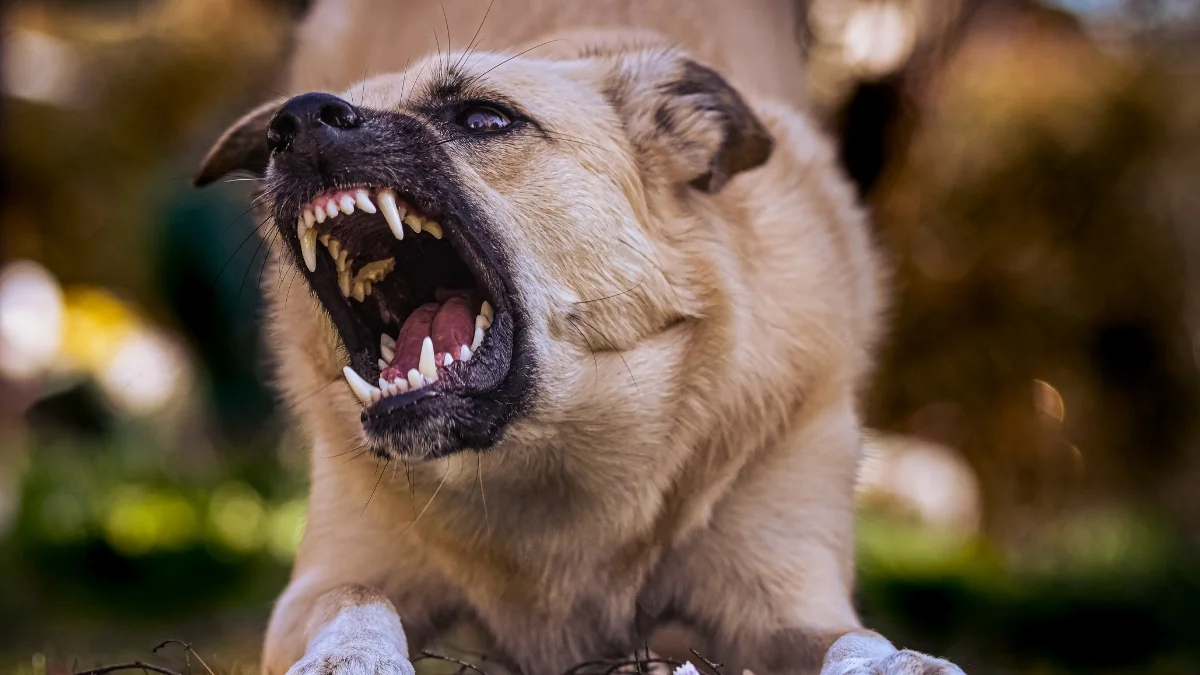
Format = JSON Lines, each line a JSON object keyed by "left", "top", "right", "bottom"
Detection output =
{"left": 2, "top": 0, "right": 1199, "bottom": 673}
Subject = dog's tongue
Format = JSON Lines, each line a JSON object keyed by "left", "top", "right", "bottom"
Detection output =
{"left": 389, "top": 294, "right": 475, "bottom": 375}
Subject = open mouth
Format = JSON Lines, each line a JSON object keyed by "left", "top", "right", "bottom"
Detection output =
{"left": 290, "top": 185, "right": 508, "bottom": 421}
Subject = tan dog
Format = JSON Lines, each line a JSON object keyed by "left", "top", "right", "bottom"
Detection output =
{"left": 196, "top": 2, "right": 965, "bottom": 674}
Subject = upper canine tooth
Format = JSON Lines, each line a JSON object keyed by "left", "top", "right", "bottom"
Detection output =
{"left": 303, "top": 209, "right": 316, "bottom": 230}
{"left": 325, "top": 199, "right": 340, "bottom": 218}
{"left": 475, "top": 314, "right": 491, "bottom": 331}
{"left": 355, "top": 190, "right": 377, "bottom": 214}
{"left": 338, "top": 269, "right": 352, "bottom": 296}
{"left": 423, "top": 220, "right": 443, "bottom": 239}
{"left": 342, "top": 366, "right": 381, "bottom": 405}
{"left": 480, "top": 301, "right": 494, "bottom": 321}
{"left": 300, "top": 226, "right": 318, "bottom": 272}
{"left": 339, "top": 194, "right": 356, "bottom": 214}
{"left": 404, "top": 213, "right": 424, "bottom": 234}
{"left": 418, "top": 336, "right": 438, "bottom": 382}
{"left": 377, "top": 189, "right": 405, "bottom": 240}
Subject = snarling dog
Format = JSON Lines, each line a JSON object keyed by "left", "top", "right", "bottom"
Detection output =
{"left": 195, "top": 2, "right": 966, "bottom": 674}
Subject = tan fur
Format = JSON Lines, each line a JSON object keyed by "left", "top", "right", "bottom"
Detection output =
{"left": 200, "top": 1, "right": 965, "bottom": 673}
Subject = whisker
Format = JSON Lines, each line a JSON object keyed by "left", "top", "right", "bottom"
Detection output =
{"left": 401, "top": 457, "right": 451, "bottom": 538}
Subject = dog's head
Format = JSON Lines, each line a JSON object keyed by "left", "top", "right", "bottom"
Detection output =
{"left": 196, "top": 43, "right": 773, "bottom": 461}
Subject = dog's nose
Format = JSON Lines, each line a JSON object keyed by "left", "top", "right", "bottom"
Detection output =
{"left": 267, "top": 92, "right": 363, "bottom": 153}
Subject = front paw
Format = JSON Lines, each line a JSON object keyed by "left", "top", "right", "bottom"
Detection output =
{"left": 821, "top": 633, "right": 964, "bottom": 675}
{"left": 830, "top": 649, "right": 964, "bottom": 675}
{"left": 286, "top": 643, "right": 416, "bottom": 675}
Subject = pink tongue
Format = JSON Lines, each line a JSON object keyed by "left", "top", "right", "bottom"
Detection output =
{"left": 384, "top": 296, "right": 476, "bottom": 378}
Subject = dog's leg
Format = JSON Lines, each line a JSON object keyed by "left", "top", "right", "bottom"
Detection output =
{"left": 266, "top": 583, "right": 415, "bottom": 675}
{"left": 819, "top": 631, "right": 964, "bottom": 675}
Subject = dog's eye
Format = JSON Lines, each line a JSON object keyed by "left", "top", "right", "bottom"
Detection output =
{"left": 458, "top": 106, "right": 510, "bottom": 132}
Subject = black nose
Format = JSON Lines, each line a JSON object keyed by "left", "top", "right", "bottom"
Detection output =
{"left": 266, "top": 93, "right": 363, "bottom": 153}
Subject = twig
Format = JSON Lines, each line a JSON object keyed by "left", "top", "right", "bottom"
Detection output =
{"left": 152, "top": 640, "right": 216, "bottom": 675}
{"left": 414, "top": 650, "right": 489, "bottom": 675}
{"left": 73, "top": 663, "right": 182, "bottom": 675}
{"left": 688, "top": 649, "right": 724, "bottom": 674}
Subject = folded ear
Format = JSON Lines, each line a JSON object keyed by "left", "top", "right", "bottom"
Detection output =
{"left": 606, "top": 53, "right": 773, "bottom": 193}
{"left": 193, "top": 98, "right": 284, "bottom": 187}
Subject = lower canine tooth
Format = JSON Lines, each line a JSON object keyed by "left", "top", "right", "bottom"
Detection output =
{"left": 418, "top": 336, "right": 438, "bottom": 382}
{"left": 423, "top": 220, "right": 443, "bottom": 239}
{"left": 300, "top": 226, "right": 318, "bottom": 272}
{"left": 343, "top": 366, "right": 381, "bottom": 405}
{"left": 475, "top": 314, "right": 491, "bottom": 331}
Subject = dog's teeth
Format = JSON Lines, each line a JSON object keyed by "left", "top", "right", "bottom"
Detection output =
{"left": 404, "top": 213, "right": 424, "bottom": 234}
{"left": 407, "top": 368, "right": 425, "bottom": 390}
{"left": 480, "top": 301, "right": 494, "bottom": 321}
{"left": 318, "top": 234, "right": 330, "bottom": 246}
{"left": 325, "top": 199, "right": 340, "bottom": 218}
{"left": 442, "top": 353, "right": 453, "bottom": 367}
{"left": 377, "top": 189, "right": 405, "bottom": 240}
{"left": 394, "top": 377, "right": 410, "bottom": 393}
{"left": 339, "top": 194, "right": 355, "bottom": 215}
{"left": 381, "top": 333, "right": 396, "bottom": 351}
{"left": 362, "top": 280, "right": 372, "bottom": 296}
{"left": 342, "top": 366, "right": 381, "bottom": 405}
{"left": 338, "top": 269, "right": 352, "bottom": 296}
{"left": 300, "top": 226, "right": 318, "bottom": 272}
{"left": 378, "top": 359, "right": 389, "bottom": 371}
{"left": 355, "top": 190, "right": 377, "bottom": 214}
{"left": 423, "top": 220, "right": 443, "bottom": 239}
{"left": 303, "top": 209, "right": 316, "bottom": 230}
{"left": 327, "top": 237, "right": 340, "bottom": 256}
{"left": 351, "top": 282, "right": 366, "bottom": 302}
{"left": 459, "top": 345, "right": 472, "bottom": 361}
{"left": 336, "top": 249, "right": 349, "bottom": 272}
{"left": 419, "top": 336, "right": 438, "bottom": 382}
{"left": 471, "top": 326, "right": 484, "bottom": 351}
{"left": 475, "top": 314, "right": 492, "bottom": 331}
{"left": 381, "top": 343, "right": 395, "bottom": 362}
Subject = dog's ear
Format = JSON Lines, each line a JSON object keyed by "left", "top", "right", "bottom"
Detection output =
{"left": 607, "top": 54, "right": 773, "bottom": 193}
{"left": 193, "top": 98, "right": 284, "bottom": 187}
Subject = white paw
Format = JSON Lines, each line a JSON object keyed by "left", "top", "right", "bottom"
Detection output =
{"left": 286, "top": 643, "right": 416, "bottom": 675}
{"left": 852, "top": 649, "right": 964, "bottom": 675}
{"left": 821, "top": 633, "right": 965, "bottom": 675}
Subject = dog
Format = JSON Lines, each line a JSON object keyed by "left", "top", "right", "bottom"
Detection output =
{"left": 195, "top": 1, "right": 966, "bottom": 673}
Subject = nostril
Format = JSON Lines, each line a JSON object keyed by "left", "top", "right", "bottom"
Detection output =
{"left": 266, "top": 112, "right": 299, "bottom": 153}
{"left": 319, "top": 101, "right": 362, "bottom": 130}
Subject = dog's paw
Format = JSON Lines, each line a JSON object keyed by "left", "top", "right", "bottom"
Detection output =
{"left": 829, "top": 649, "right": 964, "bottom": 675}
{"left": 285, "top": 643, "right": 416, "bottom": 675}
{"left": 821, "top": 633, "right": 964, "bottom": 675}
